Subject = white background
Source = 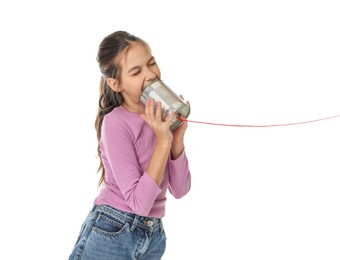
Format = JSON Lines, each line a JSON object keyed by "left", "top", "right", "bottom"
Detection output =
{"left": 0, "top": 1, "right": 339, "bottom": 259}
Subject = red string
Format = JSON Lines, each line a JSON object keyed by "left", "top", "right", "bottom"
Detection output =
{"left": 178, "top": 114, "right": 340, "bottom": 127}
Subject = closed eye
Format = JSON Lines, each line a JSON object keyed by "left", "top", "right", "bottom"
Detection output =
{"left": 131, "top": 70, "right": 141, "bottom": 76}
{"left": 148, "top": 56, "right": 157, "bottom": 66}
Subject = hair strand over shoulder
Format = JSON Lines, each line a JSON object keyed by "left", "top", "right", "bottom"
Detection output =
{"left": 94, "top": 31, "right": 146, "bottom": 187}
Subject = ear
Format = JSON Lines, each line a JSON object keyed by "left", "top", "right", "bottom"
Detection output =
{"left": 106, "top": 78, "right": 122, "bottom": 92}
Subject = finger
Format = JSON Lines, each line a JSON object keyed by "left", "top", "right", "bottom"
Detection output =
{"left": 165, "top": 111, "right": 175, "bottom": 126}
{"left": 172, "top": 119, "right": 187, "bottom": 136}
{"left": 147, "top": 99, "right": 155, "bottom": 120}
{"left": 155, "top": 101, "right": 162, "bottom": 120}
{"left": 145, "top": 99, "right": 155, "bottom": 123}
{"left": 179, "top": 95, "right": 190, "bottom": 106}
{"left": 144, "top": 100, "right": 150, "bottom": 119}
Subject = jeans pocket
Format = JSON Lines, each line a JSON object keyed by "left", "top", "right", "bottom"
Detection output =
{"left": 92, "top": 213, "right": 130, "bottom": 237}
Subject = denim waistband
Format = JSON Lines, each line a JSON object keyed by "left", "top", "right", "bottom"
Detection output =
{"left": 92, "top": 204, "right": 162, "bottom": 231}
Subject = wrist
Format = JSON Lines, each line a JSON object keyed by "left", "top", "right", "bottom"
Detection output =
{"left": 156, "top": 139, "right": 172, "bottom": 149}
{"left": 171, "top": 143, "right": 184, "bottom": 160}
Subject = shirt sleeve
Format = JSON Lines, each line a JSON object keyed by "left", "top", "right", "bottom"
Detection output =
{"left": 101, "top": 116, "right": 161, "bottom": 216}
{"left": 168, "top": 150, "right": 191, "bottom": 199}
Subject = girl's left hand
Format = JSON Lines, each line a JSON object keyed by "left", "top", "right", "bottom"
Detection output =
{"left": 172, "top": 116, "right": 188, "bottom": 143}
{"left": 171, "top": 96, "right": 190, "bottom": 159}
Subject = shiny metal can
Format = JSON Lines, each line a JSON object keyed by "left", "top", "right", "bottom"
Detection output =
{"left": 140, "top": 80, "right": 190, "bottom": 131}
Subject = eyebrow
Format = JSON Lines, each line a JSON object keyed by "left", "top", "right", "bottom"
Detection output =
{"left": 128, "top": 56, "right": 155, "bottom": 74}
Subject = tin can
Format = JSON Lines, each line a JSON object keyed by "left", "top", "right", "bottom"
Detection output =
{"left": 140, "top": 80, "right": 190, "bottom": 131}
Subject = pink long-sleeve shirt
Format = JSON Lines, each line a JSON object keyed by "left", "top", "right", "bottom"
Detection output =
{"left": 94, "top": 106, "right": 191, "bottom": 218}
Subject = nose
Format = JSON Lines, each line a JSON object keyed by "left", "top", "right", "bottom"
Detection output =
{"left": 145, "top": 68, "right": 157, "bottom": 82}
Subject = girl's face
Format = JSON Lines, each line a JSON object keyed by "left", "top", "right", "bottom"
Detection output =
{"left": 118, "top": 42, "right": 161, "bottom": 113}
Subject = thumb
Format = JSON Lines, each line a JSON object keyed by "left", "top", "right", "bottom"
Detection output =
{"left": 140, "top": 114, "right": 147, "bottom": 122}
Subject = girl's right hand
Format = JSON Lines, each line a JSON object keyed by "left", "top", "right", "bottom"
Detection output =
{"left": 141, "top": 99, "right": 174, "bottom": 146}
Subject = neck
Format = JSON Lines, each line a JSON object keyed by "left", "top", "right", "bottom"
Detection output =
{"left": 122, "top": 102, "right": 144, "bottom": 114}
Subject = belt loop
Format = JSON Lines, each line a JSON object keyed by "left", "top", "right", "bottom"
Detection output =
{"left": 130, "top": 215, "right": 139, "bottom": 232}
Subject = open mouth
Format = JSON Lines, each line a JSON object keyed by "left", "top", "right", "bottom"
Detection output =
{"left": 142, "top": 78, "right": 159, "bottom": 91}
{"left": 140, "top": 79, "right": 161, "bottom": 102}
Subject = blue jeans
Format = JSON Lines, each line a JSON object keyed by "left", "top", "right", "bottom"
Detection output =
{"left": 69, "top": 205, "right": 166, "bottom": 260}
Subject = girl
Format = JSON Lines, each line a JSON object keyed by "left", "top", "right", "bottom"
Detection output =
{"left": 69, "top": 31, "right": 191, "bottom": 260}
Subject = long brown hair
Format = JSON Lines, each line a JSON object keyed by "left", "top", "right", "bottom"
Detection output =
{"left": 95, "top": 31, "right": 146, "bottom": 187}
